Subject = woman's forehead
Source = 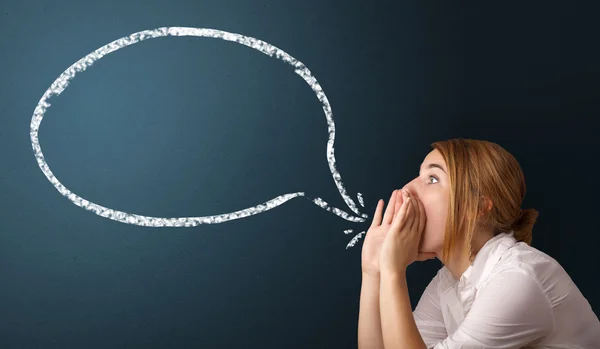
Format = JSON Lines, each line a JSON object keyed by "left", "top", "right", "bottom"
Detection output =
{"left": 420, "top": 150, "right": 448, "bottom": 173}
{"left": 423, "top": 150, "right": 445, "bottom": 165}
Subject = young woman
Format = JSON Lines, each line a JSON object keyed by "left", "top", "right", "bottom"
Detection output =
{"left": 358, "top": 138, "right": 600, "bottom": 349}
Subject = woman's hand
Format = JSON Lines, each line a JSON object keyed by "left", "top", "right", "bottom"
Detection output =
{"left": 379, "top": 190, "right": 436, "bottom": 275}
{"left": 361, "top": 190, "right": 403, "bottom": 277}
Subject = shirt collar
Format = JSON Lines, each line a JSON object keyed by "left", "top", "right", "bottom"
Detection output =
{"left": 460, "top": 230, "right": 517, "bottom": 289}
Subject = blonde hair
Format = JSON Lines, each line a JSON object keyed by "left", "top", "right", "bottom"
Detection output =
{"left": 431, "top": 138, "right": 539, "bottom": 263}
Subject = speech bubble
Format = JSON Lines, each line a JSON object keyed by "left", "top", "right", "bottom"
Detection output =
{"left": 30, "top": 27, "right": 370, "bottom": 248}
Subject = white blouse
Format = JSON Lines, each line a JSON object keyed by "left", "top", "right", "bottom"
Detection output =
{"left": 413, "top": 231, "right": 600, "bottom": 349}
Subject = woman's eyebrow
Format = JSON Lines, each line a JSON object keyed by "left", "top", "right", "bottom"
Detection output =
{"left": 419, "top": 163, "right": 447, "bottom": 174}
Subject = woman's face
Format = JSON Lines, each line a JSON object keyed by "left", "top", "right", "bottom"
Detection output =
{"left": 401, "top": 149, "right": 450, "bottom": 256}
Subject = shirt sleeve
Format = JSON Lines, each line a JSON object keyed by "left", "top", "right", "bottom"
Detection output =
{"left": 432, "top": 269, "right": 555, "bottom": 349}
{"left": 413, "top": 273, "right": 448, "bottom": 349}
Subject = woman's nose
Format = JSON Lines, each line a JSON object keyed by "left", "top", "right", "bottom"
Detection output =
{"left": 401, "top": 180, "right": 418, "bottom": 197}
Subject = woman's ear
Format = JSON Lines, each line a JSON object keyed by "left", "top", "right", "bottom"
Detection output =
{"left": 478, "top": 196, "right": 493, "bottom": 218}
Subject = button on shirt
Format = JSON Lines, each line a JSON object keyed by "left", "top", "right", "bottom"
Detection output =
{"left": 413, "top": 232, "right": 600, "bottom": 348}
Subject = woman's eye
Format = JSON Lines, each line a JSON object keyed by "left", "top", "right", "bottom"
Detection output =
{"left": 428, "top": 175, "right": 439, "bottom": 184}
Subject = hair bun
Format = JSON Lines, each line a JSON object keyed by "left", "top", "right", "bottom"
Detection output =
{"left": 511, "top": 208, "right": 539, "bottom": 245}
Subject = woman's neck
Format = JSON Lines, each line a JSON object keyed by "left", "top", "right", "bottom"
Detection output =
{"left": 441, "top": 229, "right": 495, "bottom": 281}
{"left": 443, "top": 253, "right": 472, "bottom": 281}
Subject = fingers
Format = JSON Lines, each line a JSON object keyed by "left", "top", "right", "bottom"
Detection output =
{"left": 406, "top": 193, "right": 425, "bottom": 233}
{"left": 400, "top": 190, "right": 416, "bottom": 230}
{"left": 394, "top": 191, "right": 411, "bottom": 229}
{"left": 407, "top": 196, "right": 416, "bottom": 229}
{"left": 370, "top": 199, "right": 384, "bottom": 228}
{"left": 393, "top": 189, "right": 404, "bottom": 219}
{"left": 416, "top": 195, "right": 426, "bottom": 233}
{"left": 409, "top": 194, "right": 419, "bottom": 231}
{"left": 382, "top": 190, "right": 398, "bottom": 225}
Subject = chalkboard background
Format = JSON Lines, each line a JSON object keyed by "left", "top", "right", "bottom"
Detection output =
{"left": 1, "top": 1, "right": 599, "bottom": 348}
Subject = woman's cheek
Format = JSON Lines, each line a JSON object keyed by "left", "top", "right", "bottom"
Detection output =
{"left": 419, "top": 231, "right": 434, "bottom": 252}
{"left": 419, "top": 221, "right": 432, "bottom": 250}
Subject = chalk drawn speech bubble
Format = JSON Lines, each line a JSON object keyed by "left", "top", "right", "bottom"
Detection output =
{"left": 30, "top": 27, "right": 370, "bottom": 248}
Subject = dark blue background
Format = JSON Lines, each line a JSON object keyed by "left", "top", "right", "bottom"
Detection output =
{"left": 1, "top": 1, "right": 598, "bottom": 348}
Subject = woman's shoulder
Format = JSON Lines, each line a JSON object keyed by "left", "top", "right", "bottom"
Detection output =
{"left": 482, "top": 243, "right": 574, "bottom": 300}
{"left": 427, "top": 242, "right": 574, "bottom": 297}
{"left": 486, "top": 242, "right": 600, "bottom": 341}
{"left": 495, "top": 242, "right": 565, "bottom": 277}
